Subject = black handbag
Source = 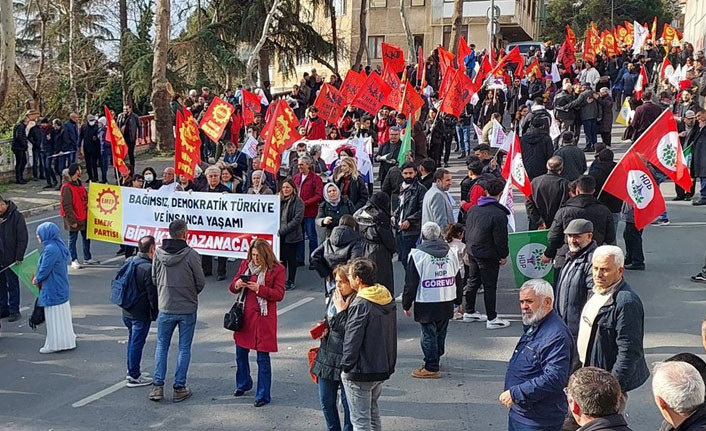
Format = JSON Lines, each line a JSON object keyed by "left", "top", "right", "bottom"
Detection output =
{"left": 224, "top": 289, "right": 246, "bottom": 332}
{"left": 29, "top": 298, "right": 45, "bottom": 330}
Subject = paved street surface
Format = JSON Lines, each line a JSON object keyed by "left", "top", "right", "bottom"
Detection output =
{"left": 2, "top": 127, "right": 706, "bottom": 431}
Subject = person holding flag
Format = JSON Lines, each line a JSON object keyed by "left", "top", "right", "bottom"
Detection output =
{"left": 0, "top": 195, "right": 28, "bottom": 322}
{"left": 630, "top": 91, "right": 663, "bottom": 141}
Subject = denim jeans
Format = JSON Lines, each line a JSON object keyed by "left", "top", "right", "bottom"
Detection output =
{"left": 68, "top": 230, "right": 92, "bottom": 262}
{"left": 43, "top": 153, "right": 56, "bottom": 186}
{"left": 699, "top": 177, "right": 706, "bottom": 201}
{"left": 31, "top": 146, "right": 44, "bottom": 179}
{"left": 101, "top": 152, "right": 113, "bottom": 183}
{"left": 297, "top": 217, "right": 318, "bottom": 264}
{"left": 153, "top": 311, "right": 197, "bottom": 388}
{"left": 456, "top": 124, "right": 472, "bottom": 153}
{"left": 236, "top": 345, "right": 272, "bottom": 403}
{"left": 123, "top": 317, "right": 151, "bottom": 379}
{"left": 55, "top": 154, "right": 69, "bottom": 177}
{"left": 0, "top": 270, "right": 20, "bottom": 314}
{"left": 420, "top": 319, "right": 449, "bottom": 372}
{"left": 318, "top": 377, "right": 353, "bottom": 431}
{"left": 396, "top": 234, "right": 418, "bottom": 270}
{"left": 582, "top": 119, "right": 597, "bottom": 149}
{"left": 508, "top": 416, "right": 562, "bottom": 431}
{"left": 341, "top": 376, "right": 384, "bottom": 431}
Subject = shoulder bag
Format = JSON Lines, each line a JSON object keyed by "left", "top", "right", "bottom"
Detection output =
{"left": 224, "top": 288, "right": 246, "bottom": 332}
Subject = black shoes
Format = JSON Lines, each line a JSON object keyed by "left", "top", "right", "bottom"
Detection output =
{"left": 217, "top": 275, "right": 226, "bottom": 281}
{"left": 254, "top": 400, "right": 268, "bottom": 407}
{"left": 234, "top": 390, "right": 247, "bottom": 397}
{"left": 7, "top": 312, "right": 21, "bottom": 322}
{"left": 624, "top": 264, "right": 645, "bottom": 271}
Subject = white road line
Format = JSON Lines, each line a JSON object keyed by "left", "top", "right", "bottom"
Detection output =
{"left": 70, "top": 295, "right": 315, "bottom": 408}
{"left": 26, "top": 214, "right": 61, "bottom": 225}
{"left": 71, "top": 380, "right": 126, "bottom": 408}
{"left": 101, "top": 255, "right": 124, "bottom": 264}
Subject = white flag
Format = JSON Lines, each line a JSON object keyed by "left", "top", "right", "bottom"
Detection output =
{"left": 669, "top": 64, "right": 682, "bottom": 88}
{"left": 499, "top": 130, "right": 514, "bottom": 153}
{"left": 242, "top": 135, "right": 259, "bottom": 158}
{"left": 473, "top": 123, "right": 483, "bottom": 142}
{"left": 633, "top": 21, "right": 649, "bottom": 52}
{"left": 500, "top": 178, "right": 516, "bottom": 232}
{"left": 490, "top": 120, "right": 507, "bottom": 149}
{"left": 550, "top": 63, "right": 562, "bottom": 83}
{"left": 548, "top": 110, "right": 561, "bottom": 140}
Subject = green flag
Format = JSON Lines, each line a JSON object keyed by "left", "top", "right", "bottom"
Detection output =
{"left": 508, "top": 229, "right": 554, "bottom": 287}
{"left": 683, "top": 144, "right": 693, "bottom": 165}
{"left": 10, "top": 249, "right": 41, "bottom": 297}
{"left": 397, "top": 120, "right": 412, "bottom": 166}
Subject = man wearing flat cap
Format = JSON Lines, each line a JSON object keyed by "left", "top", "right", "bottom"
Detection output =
{"left": 553, "top": 219, "right": 597, "bottom": 340}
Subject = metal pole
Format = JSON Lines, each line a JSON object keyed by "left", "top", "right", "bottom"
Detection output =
{"left": 611, "top": 0, "right": 614, "bottom": 29}
{"left": 490, "top": 0, "right": 495, "bottom": 54}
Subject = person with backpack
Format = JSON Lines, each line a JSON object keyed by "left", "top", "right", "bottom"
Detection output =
{"left": 115, "top": 235, "right": 159, "bottom": 387}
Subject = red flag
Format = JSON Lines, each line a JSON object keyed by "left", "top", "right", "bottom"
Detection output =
{"left": 399, "top": 82, "right": 425, "bottom": 118}
{"left": 525, "top": 57, "right": 541, "bottom": 79}
{"left": 634, "top": 64, "right": 648, "bottom": 100}
{"left": 457, "top": 36, "right": 472, "bottom": 71}
{"left": 381, "top": 65, "right": 403, "bottom": 106}
{"left": 381, "top": 42, "right": 406, "bottom": 74}
{"left": 350, "top": 72, "right": 393, "bottom": 115}
{"left": 261, "top": 100, "right": 302, "bottom": 176}
{"left": 473, "top": 55, "right": 492, "bottom": 86}
{"left": 489, "top": 46, "right": 522, "bottom": 77}
{"left": 566, "top": 25, "right": 577, "bottom": 46}
{"left": 313, "top": 83, "right": 345, "bottom": 124}
{"left": 583, "top": 27, "right": 600, "bottom": 65}
{"left": 199, "top": 96, "right": 235, "bottom": 143}
{"left": 662, "top": 23, "right": 681, "bottom": 45}
{"left": 601, "top": 151, "right": 666, "bottom": 230}
{"left": 601, "top": 31, "right": 618, "bottom": 57}
{"left": 440, "top": 70, "right": 476, "bottom": 118}
{"left": 651, "top": 17, "right": 658, "bottom": 41}
{"left": 501, "top": 133, "right": 532, "bottom": 199}
{"left": 659, "top": 56, "right": 672, "bottom": 80}
{"left": 437, "top": 46, "right": 456, "bottom": 78}
{"left": 339, "top": 70, "right": 366, "bottom": 105}
{"left": 175, "top": 108, "right": 202, "bottom": 181}
{"left": 104, "top": 106, "right": 130, "bottom": 175}
{"left": 629, "top": 110, "right": 693, "bottom": 190}
{"left": 416, "top": 46, "right": 424, "bottom": 84}
{"left": 241, "top": 90, "right": 262, "bottom": 126}
{"left": 438, "top": 66, "right": 457, "bottom": 99}
{"left": 556, "top": 40, "right": 576, "bottom": 72}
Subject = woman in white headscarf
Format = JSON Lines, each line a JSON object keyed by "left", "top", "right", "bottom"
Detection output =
{"left": 246, "top": 170, "right": 273, "bottom": 195}
{"left": 315, "top": 183, "right": 355, "bottom": 239}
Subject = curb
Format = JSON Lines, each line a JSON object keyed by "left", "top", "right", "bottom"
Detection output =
{"left": 21, "top": 202, "right": 61, "bottom": 219}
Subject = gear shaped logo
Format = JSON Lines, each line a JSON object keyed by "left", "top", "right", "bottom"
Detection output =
{"left": 96, "top": 189, "right": 119, "bottom": 215}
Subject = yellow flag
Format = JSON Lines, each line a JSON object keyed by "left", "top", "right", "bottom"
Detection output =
{"left": 616, "top": 97, "right": 631, "bottom": 125}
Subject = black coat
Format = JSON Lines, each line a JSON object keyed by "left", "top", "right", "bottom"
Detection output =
{"left": 335, "top": 175, "right": 369, "bottom": 211}
{"left": 279, "top": 196, "right": 305, "bottom": 244}
{"left": 597, "top": 94, "right": 614, "bottom": 133}
{"left": 579, "top": 414, "right": 634, "bottom": 431}
{"left": 12, "top": 122, "right": 28, "bottom": 152}
{"left": 315, "top": 197, "right": 356, "bottom": 239}
{"left": 381, "top": 167, "right": 403, "bottom": 213}
{"left": 554, "top": 145, "right": 587, "bottom": 181}
{"left": 310, "top": 225, "right": 364, "bottom": 279}
{"left": 589, "top": 160, "right": 623, "bottom": 213}
{"left": 312, "top": 301, "right": 349, "bottom": 381}
{"left": 376, "top": 141, "right": 401, "bottom": 185}
{"left": 464, "top": 198, "right": 510, "bottom": 261}
{"left": 658, "top": 403, "right": 706, "bottom": 431}
{"left": 80, "top": 123, "right": 101, "bottom": 155}
{"left": 687, "top": 125, "right": 706, "bottom": 177}
{"left": 121, "top": 253, "right": 159, "bottom": 322}
{"left": 354, "top": 204, "right": 396, "bottom": 294}
{"left": 554, "top": 241, "right": 596, "bottom": 338}
{"left": 583, "top": 280, "right": 650, "bottom": 393}
{"left": 520, "top": 128, "right": 555, "bottom": 180}
{"left": 546, "top": 194, "right": 616, "bottom": 267}
{"left": 0, "top": 201, "right": 28, "bottom": 267}
{"left": 393, "top": 180, "right": 426, "bottom": 237}
{"left": 27, "top": 124, "right": 44, "bottom": 149}
{"left": 526, "top": 173, "right": 570, "bottom": 227}
{"left": 553, "top": 91, "right": 576, "bottom": 122}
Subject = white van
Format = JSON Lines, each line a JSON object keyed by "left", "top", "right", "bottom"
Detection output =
{"left": 506, "top": 41, "right": 546, "bottom": 57}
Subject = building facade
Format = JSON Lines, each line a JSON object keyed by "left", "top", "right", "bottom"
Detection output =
{"left": 683, "top": 0, "right": 706, "bottom": 50}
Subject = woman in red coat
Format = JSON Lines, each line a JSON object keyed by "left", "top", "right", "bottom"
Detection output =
{"left": 229, "top": 238, "right": 286, "bottom": 407}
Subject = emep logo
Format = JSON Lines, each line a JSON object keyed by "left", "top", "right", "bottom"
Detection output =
{"left": 511, "top": 153, "right": 525, "bottom": 186}
{"left": 656, "top": 131, "right": 679, "bottom": 171}
{"left": 626, "top": 169, "right": 654, "bottom": 209}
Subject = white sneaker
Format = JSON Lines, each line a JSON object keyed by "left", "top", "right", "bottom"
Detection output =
{"left": 84, "top": 259, "right": 100, "bottom": 265}
{"left": 486, "top": 317, "right": 511, "bottom": 329}
{"left": 126, "top": 375, "right": 153, "bottom": 387}
{"left": 395, "top": 294, "right": 403, "bottom": 303}
{"left": 70, "top": 260, "right": 82, "bottom": 270}
{"left": 462, "top": 312, "right": 487, "bottom": 322}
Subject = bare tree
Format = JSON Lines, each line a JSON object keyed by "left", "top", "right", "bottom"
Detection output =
{"left": 245, "top": 0, "right": 282, "bottom": 87}
{"left": 328, "top": 0, "right": 339, "bottom": 75}
{"left": 448, "top": 0, "right": 463, "bottom": 53}
{"left": 353, "top": 0, "right": 369, "bottom": 69}
{"left": 399, "top": 0, "right": 416, "bottom": 64}
{"left": 119, "top": 0, "right": 133, "bottom": 107}
{"left": 0, "top": 0, "right": 16, "bottom": 108}
{"left": 69, "top": 0, "right": 79, "bottom": 111}
{"left": 150, "top": 0, "right": 174, "bottom": 150}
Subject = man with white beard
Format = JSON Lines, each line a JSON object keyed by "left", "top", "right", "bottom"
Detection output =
{"left": 500, "top": 279, "right": 574, "bottom": 431}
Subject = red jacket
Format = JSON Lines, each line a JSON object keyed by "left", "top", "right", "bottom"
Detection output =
{"left": 294, "top": 171, "right": 323, "bottom": 217}
{"left": 460, "top": 184, "right": 486, "bottom": 212}
{"left": 303, "top": 117, "right": 326, "bottom": 140}
{"left": 229, "top": 260, "right": 286, "bottom": 353}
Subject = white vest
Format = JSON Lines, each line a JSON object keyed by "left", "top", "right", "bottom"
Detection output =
{"left": 409, "top": 247, "right": 460, "bottom": 303}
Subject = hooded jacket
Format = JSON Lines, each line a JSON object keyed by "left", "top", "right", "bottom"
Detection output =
{"left": 402, "top": 239, "right": 462, "bottom": 323}
{"left": 341, "top": 284, "right": 397, "bottom": 382}
{"left": 316, "top": 190, "right": 356, "bottom": 239}
{"left": 354, "top": 195, "right": 396, "bottom": 294}
{"left": 0, "top": 200, "right": 29, "bottom": 267}
{"left": 122, "top": 252, "right": 159, "bottom": 322}
{"left": 35, "top": 223, "right": 71, "bottom": 307}
{"left": 520, "top": 128, "right": 555, "bottom": 180}
{"left": 310, "top": 225, "right": 364, "bottom": 278}
{"left": 464, "top": 196, "right": 510, "bottom": 261}
{"left": 151, "top": 238, "right": 206, "bottom": 314}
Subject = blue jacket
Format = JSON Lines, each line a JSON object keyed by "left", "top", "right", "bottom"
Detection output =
{"left": 35, "top": 223, "right": 71, "bottom": 307}
{"left": 63, "top": 120, "right": 79, "bottom": 150}
{"left": 504, "top": 310, "right": 574, "bottom": 427}
{"left": 620, "top": 71, "right": 638, "bottom": 95}
{"left": 583, "top": 279, "right": 650, "bottom": 393}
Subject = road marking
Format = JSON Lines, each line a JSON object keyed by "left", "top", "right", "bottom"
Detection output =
{"left": 72, "top": 380, "right": 126, "bottom": 408}
{"left": 70, "top": 295, "right": 314, "bottom": 408}
{"left": 26, "top": 214, "right": 61, "bottom": 225}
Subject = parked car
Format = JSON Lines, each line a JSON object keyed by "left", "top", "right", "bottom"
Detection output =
{"left": 506, "top": 41, "right": 546, "bottom": 57}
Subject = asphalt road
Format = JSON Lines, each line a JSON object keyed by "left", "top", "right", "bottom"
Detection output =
{"left": 2, "top": 128, "right": 706, "bottom": 431}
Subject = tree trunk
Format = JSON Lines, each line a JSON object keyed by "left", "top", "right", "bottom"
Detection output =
{"left": 69, "top": 0, "right": 79, "bottom": 111}
{"left": 150, "top": 0, "right": 174, "bottom": 151}
{"left": 33, "top": 5, "right": 47, "bottom": 112}
{"left": 448, "top": 0, "right": 464, "bottom": 53}
{"left": 329, "top": 0, "right": 339, "bottom": 75}
{"left": 119, "top": 0, "right": 133, "bottom": 107}
{"left": 257, "top": 47, "right": 270, "bottom": 88}
{"left": 399, "top": 0, "right": 416, "bottom": 64}
{"left": 0, "top": 0, "right": 16, "bottom": 108}
{"left": 354, "top": 0, "right": 369, "bottom": 69}
{"left": 245, "top": 0, "right": 282, "bottom": 88}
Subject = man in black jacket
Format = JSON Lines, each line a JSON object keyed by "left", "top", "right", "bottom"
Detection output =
{"left": 526, "top": 156, "right": 569, "bottom": 230}
{"left": 520, "top": 117, "right": 555, "bottom": 181}
{"left": 342, "top": 258, "right": 396, "bottom": 430}
{"left": 12, "top": 116, "right": 29, "bottom": 184}
{"left": 0, "top": 197, "right": 29, "bottom": 322}
{"left": 375, "top": 126, "right": 402, "bottom": 186}
{"left": 122, "top": 235, "right": 159, "bottom": 387}
{"left": 403, "top": 222, "right": 462, "bottom": 379}
{"left": 201, "top": 166, "right": 230, "bottom": 280}
{"left": 79, "top": 114, "right": 101, "bottom": 182}
{"left": 567, "top": 367, "right": 634, "bottom": 431}
{"left": 463, "top": 178, "right": 510, "bottom": 330}
{"left": 27, "top": 118, "right": 45, "bottom": 181}
{"left": 542, "top": 175, "right": 615, "bottom": 273}
{"left": 393, "top": 163, "right": 427, "bottom": 270}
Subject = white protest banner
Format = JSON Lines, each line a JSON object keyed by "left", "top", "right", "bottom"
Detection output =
{"left": 242, "top": 135, "right": 259, "bottom": 158}
{"left": 289, "top": 137, "right": 375, "bottom": 183}
{"left": 87, "top": 183, "right": 280, "bottom": 258}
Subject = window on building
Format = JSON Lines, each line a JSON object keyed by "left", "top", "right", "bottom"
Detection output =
{"left": 325, "top": 0, "right": 347, "bottom": 16}
{"left": 370, "top": 0, "right": 387, "bottom": 7}
{"left": 414, "top": 34, "right": 424, "bottom": 54}
{"left": 411, "top": 0, "right": 425, "bottom": 6}
{"left": 442, "top": 25, "right": 468, "bottom": 49}
{"left": 368, "top": 36, "right": 385, "bottom": 59}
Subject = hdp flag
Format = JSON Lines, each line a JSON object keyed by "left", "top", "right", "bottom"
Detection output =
{"left": 501, "top": 132, "right": 533, "bottom": 199}
{"left": 398, "top": 120, "right": 412, "bottom": 166}
{"left": 10, "top": 249, "right": 40, "bottom": 297}
{"left": 508, "top": 230, "right": 554, "bottom": 287}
